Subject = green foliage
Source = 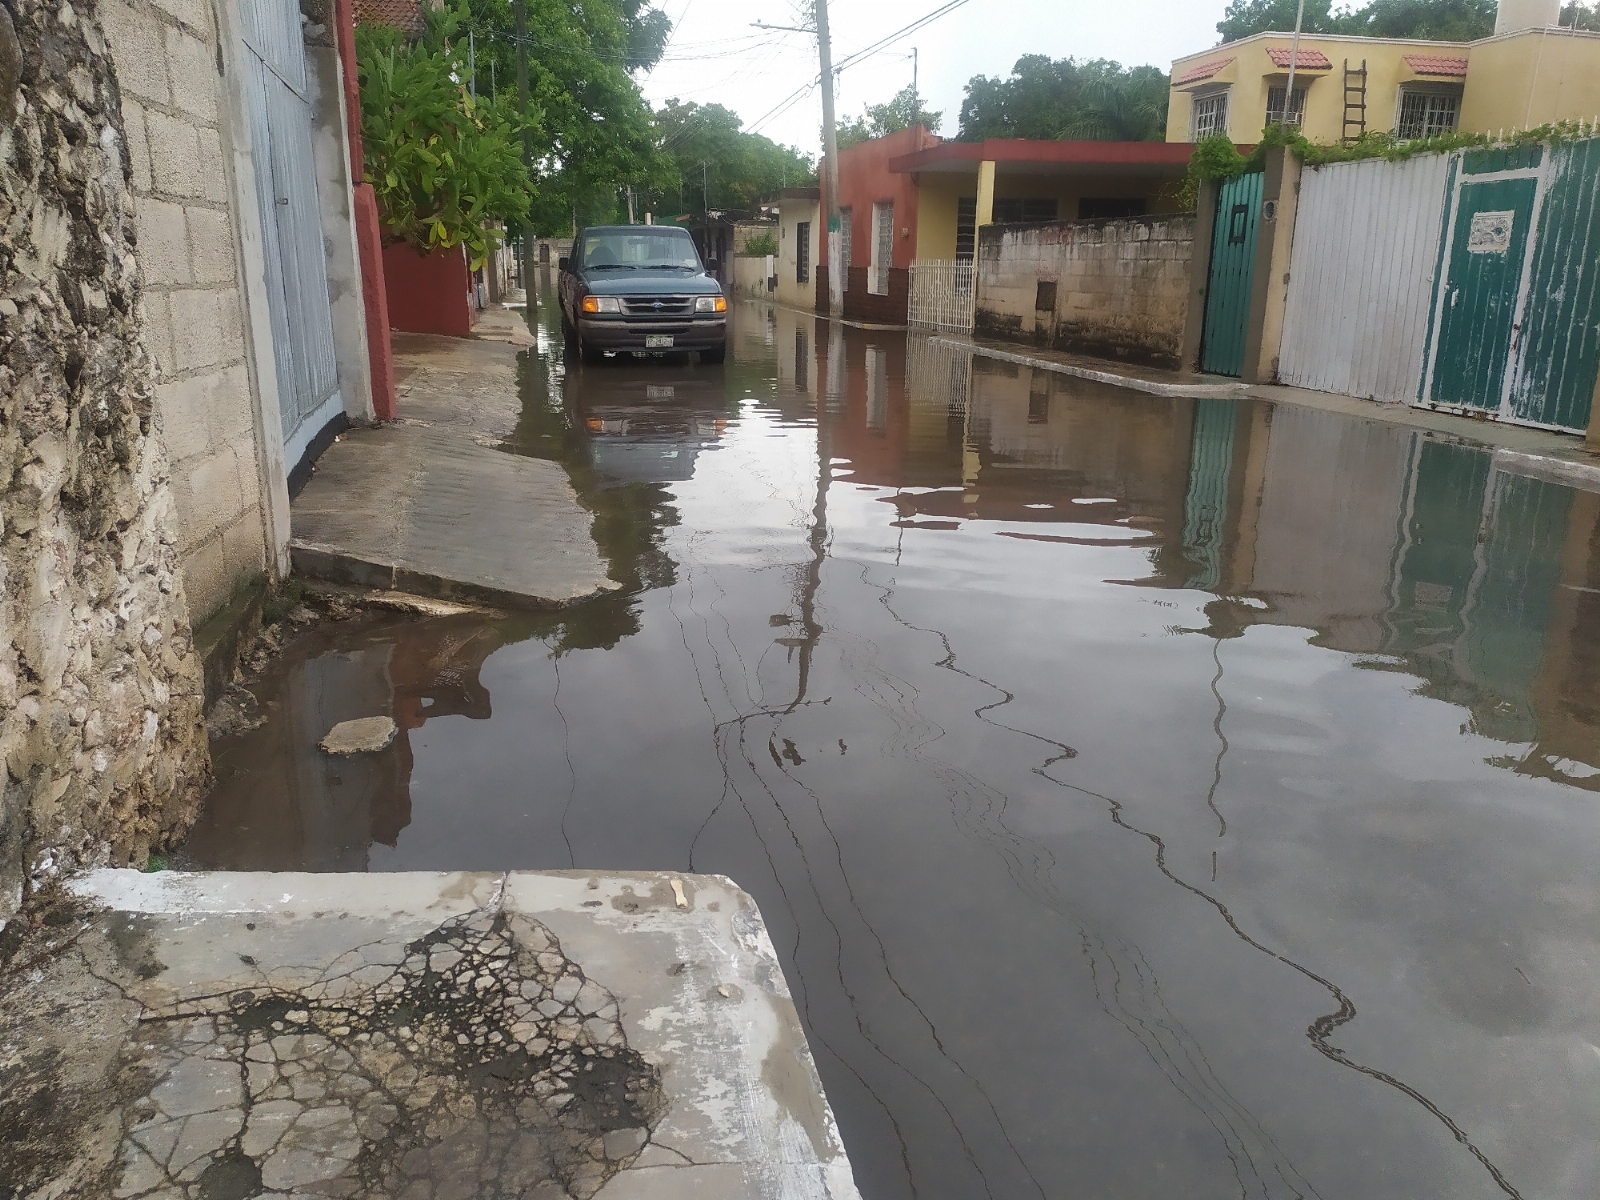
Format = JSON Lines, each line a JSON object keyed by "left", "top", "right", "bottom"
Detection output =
{"left": 1216, "top": 0, "right": 1495, "bottom": 43}
{"left": 959, "top": 56, "right": 1170, "bottom": 142}
{"left": 836, "top": 86, "right": 942, "bottom": 149}
{"left": 356, "top": 8, "right": 533, "bottom": 268}
{"left": 739, "top": 231, "right": 779, "bottom": 257}
{"left": 1561, "top": 2, "right": 1600, "bottom": 30}
{"left": 648, "top": 100, "right": 814, "bottom": 218}
{"left": 452, "top": 0, "right": 671, "bottom": 232}
{"left": 1181, "top": 120, "right": 1600, "bottom": 207}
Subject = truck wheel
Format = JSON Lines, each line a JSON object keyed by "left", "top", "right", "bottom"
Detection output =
{"left": 580, "top": 340, "right": 606, "bottom": 365}
{"left": 700, "top": 344, "right": 726, "bottom": 365}
{"left": 561, "top": 312, "right": 578, "bottom": 345}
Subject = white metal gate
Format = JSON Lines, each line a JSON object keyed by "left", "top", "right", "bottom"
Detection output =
{"left": 908, "top": 260, "right": 975, "bottom": 333}
{"left": 239, "top": 0, "right": 341, "bottom": 468}
{"left": 1277, "top": 152, "right": 1453, "bottom": 402}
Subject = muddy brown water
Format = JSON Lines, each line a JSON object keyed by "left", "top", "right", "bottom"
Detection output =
{"left": 186, "top": 287, "right": 1600, "bottom": 1200}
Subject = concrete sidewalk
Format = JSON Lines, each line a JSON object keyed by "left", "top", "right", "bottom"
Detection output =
{"left": 939, "top": 332, "right": 1600, "bottom": 492}
{"left": 0, "top": 870, "right": 860, "bottom": 1200}
{"left": 290, "top": 311, "right": 617, "bottom": 609}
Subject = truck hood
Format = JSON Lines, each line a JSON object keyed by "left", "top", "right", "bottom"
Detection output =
{"left": 581, "top": 270, "right": 721, "bottom": 295}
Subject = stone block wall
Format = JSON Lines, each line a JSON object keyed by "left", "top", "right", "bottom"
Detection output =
{"left": 975, "top": 217, "right": 1196, "bottom": 370}
{"left": 99, "top": 0, "right": 272, "bottom": 628}
{"left": 0, "top": 1, "right": 210, "bottom": 923}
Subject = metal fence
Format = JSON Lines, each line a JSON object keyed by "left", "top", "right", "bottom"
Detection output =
{"left": 908, "top": 259, "right": 976, "bottom": 333}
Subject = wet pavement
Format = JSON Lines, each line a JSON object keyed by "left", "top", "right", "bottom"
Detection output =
{"left": 186, "top": 279, "right": 1600, "bottom": 1200}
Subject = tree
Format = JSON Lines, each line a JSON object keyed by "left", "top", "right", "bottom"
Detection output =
{"left": 1561, "top": 2, "right": 1600, "bottom": 30}
{"left": 648, "top": 100, "right": 815, "bottom": 217}
{"left": 959, "top": 56, "right": 1170, "bottom": 142}
{"left": 452, "top": 0, "right": 672, "bottom": 231}
{"left": 836, "top": 86, "right": 942, "bottom": 149}
{"left": 355, "top": 7, "right": 533, "bottom": 268}
{"left": 1216, "top": 0, "right": 1496, "bottom": 43}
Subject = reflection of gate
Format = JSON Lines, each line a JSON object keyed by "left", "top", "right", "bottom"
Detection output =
{"left": 239, "top": 1, "right": 341, "bottom": 467}
{"left": 1201, "top": 172, "right": 1263, "bottom": 377}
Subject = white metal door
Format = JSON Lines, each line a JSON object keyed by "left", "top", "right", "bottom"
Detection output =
{"left": 239, "top": 0, "right": 341, "bottom": 467}
{"left": 1277, "top": 152, "right": 1453, "bottom": 402}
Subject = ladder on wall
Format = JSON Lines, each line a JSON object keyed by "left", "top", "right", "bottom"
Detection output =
{"left": 1342, "top": 59, "right": 1368, "bottom": 144}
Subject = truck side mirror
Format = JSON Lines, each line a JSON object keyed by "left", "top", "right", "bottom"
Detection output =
{"left": 558, "top": 256, "right": 570, "bottom": 272}
{"left": 707, "top": 259, "right": 721, "bottom": 274}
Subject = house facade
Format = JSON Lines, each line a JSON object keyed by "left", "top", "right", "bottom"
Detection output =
{"left": 1168, "top": 0, "right": 1600, "bottom": 145}
{"left": 822, "top": 126, "right": 941, "bottom": 324}
{"left": 764, "top": 188, "right": 820, "bottom": 312}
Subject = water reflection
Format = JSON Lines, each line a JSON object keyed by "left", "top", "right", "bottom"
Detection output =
{"left": 187, "top": 288, "right": 1600, "bottom": 1200}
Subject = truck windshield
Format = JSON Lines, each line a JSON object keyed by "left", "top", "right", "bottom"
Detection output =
{"left": 581, "top": 230, "right": 701, "bottom": 270}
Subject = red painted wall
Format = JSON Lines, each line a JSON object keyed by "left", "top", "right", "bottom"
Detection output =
{"left": 334, "top": 0, "right": 396, "bottom": 417}
{"left": 382, "top": 242, "right": 474, "bottom": 339}
{"left": 820, "top": 125, "right": 939, "bottom": 323}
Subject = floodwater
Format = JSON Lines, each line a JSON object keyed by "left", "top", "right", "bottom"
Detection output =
{"left": 186, "top": 280, "right": 1600, "bottom": 1200}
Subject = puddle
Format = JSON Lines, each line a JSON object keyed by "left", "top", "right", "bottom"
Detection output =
{"left": 185, "top": 283, "right": 1600, "bottom": 1200}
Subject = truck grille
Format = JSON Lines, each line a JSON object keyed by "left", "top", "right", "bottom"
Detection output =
{"left": 621, "top": 295, "right": 696, "bottom": 316}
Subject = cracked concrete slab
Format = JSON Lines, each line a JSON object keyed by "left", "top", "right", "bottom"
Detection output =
{"left": 0, "top": 871, "right": 859, "bottom": 1200}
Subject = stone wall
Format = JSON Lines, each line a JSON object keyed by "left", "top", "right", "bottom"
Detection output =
{"left": 975, "top": 216, "right": 1195, "bottom": 370}
{"left": 99, "top": 0, "right": 274, "bottom": 629}
{"left": 0, "top": 0, "right": 210, "bottom": 923}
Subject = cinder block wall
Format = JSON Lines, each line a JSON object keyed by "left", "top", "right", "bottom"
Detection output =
{"left": 100, "top": 0, "right": 273, "bottom": 628}
{"left": 975, "top": 217, "right": 1196, "bottom": 370}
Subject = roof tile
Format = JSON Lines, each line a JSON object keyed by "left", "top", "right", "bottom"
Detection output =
{"left": 1404, "top": 53, "right": 1469, "bottom": 76}
{"left": 1173, "top": 57, "right": 1235, "bottom": 86}
{"left": 1266, "top": 48, "right": 1332, "bottom": 69}
{"left": 355, "top": 0, "right": 423, "bottom": 32}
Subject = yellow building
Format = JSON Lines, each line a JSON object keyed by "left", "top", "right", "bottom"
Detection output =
{"left": 1168, "top": 0, "right": 1600, "bottom": 145}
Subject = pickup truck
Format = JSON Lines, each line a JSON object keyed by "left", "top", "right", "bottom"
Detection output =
{"left": 557, "top": 225, "right": 728, "bottom": 365}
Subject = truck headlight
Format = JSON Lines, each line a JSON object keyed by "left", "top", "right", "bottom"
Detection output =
{"left": 582, "top": 295, "right": 621, "bottom": 314}
{"left": 695, "top": 296, "right": 728, "bottom": 313}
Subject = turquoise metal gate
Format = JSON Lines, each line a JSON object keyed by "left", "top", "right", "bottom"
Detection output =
{"left": 1201, "top": 172, "right": 1263, "bottom": 378}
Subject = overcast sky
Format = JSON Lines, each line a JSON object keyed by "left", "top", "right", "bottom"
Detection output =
{"left": 638, "top": 0, "right": 1235, "bottom": 156}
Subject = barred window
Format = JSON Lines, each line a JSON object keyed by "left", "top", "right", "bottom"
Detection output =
{"left": 1265, "top": 85, "right": 1306, "bottom": 128}
{"left": 1397, "top": 87, "right": 1461, "bottom": 139}
{"left": 1191, "top": 90, "right": 1229, "bottom": 139}
{"left": 796, "top": 222, "right": 810, "bottom": 284}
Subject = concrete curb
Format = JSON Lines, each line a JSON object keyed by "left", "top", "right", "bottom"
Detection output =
{"left": 1491, "top": 447, "right": 1600, "bottom": 495}
{"left": 289, "top": 541, "right": 621, "bottom": 611}
{"left": 41, "top": 869, "right": 863, "bottom": 1199}
{"left": 930, "top": 336, "right": 1250, "bottom": 398}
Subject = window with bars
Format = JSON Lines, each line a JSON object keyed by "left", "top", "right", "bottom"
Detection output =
{"left": 1191, "top": 90, "right": 1229, "bottom": 139}
{"left": 838, "top": 207, "right": 853, "bottom": 277}
{"left": 795, "top": 221, "right": 810, "bottom": 284}
{"left": 992, "top": 198, "right": 1059, "bottom": 224}
{"left": 1265, "top": 85, "right": 1306, "bottom": 127}
{"left": 870, "top": 201, "right": 894, "bottom": 296}
{"left": 956, "top": 196, "right": 976, "bottom": 260}
{"left": 1396, "top": 87, "right": 1461, "bottom": 139}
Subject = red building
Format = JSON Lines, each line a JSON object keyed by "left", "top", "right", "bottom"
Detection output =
{"left": 818, "top": 126, "right": 941, "bottom": 325}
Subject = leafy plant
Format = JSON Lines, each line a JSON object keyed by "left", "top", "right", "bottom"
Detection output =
{"left": 356, "top": 6, "right": 534, "bottom": 269}
{"left": 1216, "top": 0, "right": 1496, "bottom": 43}
{"left": 739, "top": 231, "right": 779, "bottom": 257}
{"left": 959, "top": 56, "right": 1169, "bottom": 143}
{"left": 1180, "top": 120, "right": 1600, "bottom": 207}
{"left": 837, "top": 86, "right": 943, "bottom": 149}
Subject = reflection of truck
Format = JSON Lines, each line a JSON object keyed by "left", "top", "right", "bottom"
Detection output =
{"left": 576, "top": 378, "right": 734, "bottom": 487}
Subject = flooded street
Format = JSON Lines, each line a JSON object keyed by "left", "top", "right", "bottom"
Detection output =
{"left": 186, "top": 284, "right": 1600, "bottom": 1200}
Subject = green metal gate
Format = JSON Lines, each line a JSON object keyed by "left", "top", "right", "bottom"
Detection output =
{"left": 1201, "top": 172, "right": 1263, "bottom": 378}
{"left": 1427, "top": 148, "right": 1540, "bottom": 411}
{"left": 1509, "top": 138, "right": 1600, "bottom": 430}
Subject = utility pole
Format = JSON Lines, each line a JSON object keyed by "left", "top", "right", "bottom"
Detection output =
{"left": 1283, "top": 0, "right": 1305, "bottom": 129}
{"left": 626, "top": 185, "right": 635, "bottom": 225}
{"left": 912, "top": 47, "right": 918, "bottom": 103}
{"left": 816, "top": 0, "right": 841, "bottom": 316}
{"left": 468, "top": 30, "right": 475, "bottom": 99}
{"left": 514, "top": 0, "right": 532, "bottom": 296}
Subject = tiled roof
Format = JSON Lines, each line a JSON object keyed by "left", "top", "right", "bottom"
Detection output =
{"left": 355, "top": 0, "right": 423, "bottom": 31}
{"left": 1404, "top": 54, "right": 1469, "bottom": 76}
{"left": 1266, "top": 48, "right": 1332, "bottom": 69}
{"left": 1173, "top": 57, "right": 1234, "bottom": 86}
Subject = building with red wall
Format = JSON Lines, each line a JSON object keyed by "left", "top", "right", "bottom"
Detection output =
{"left": 819, "top": 125, "right": 941, "bottom": 325}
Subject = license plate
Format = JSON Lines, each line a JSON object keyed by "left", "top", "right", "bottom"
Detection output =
{"left": 645, "top": 334, "right": 674, "bottom": 349}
